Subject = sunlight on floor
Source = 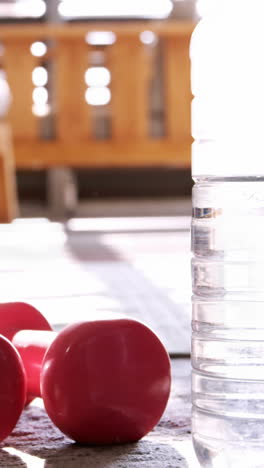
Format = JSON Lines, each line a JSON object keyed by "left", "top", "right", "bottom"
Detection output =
{"left": 67, "top": 216, "right": 191, "bottom": 232}
{"left": 3, "top": 447, "right": 45, "bottom": 467}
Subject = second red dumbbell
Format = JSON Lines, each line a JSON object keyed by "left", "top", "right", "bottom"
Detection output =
{"left": 0, "top": 334, "right": 26, "bottom": 441}
{"left": 0, "top": 302, "right": 171, "bottom": 445}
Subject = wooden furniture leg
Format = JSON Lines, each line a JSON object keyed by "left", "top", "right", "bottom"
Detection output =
{"left": 0, "top": 122, "right": 18, "bottom": 222}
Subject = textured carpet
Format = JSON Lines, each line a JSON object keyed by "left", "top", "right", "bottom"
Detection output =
{"left": 0, "top": 360, "right": 198, "bottom": 467}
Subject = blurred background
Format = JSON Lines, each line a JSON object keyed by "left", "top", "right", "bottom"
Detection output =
{"left": 0, "top": 0, "right": 205, "bottom": 221}
{"left": 0, "top": 0, "right": 208, "bottom": 359}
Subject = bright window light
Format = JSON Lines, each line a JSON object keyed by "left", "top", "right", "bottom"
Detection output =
{"left": 0, "top": 72, "right": 11, "bottom": 117}
{"left": 32, "top": 87, "right": 48, "bottom": 105}
{"left": 85, "top": 31, "right": 116, "bottom": 46}
{"left": 140, "top": 31, "right": 158, "bottom": 45}
{"left": 0, "top": 0, "right": 46, "bottom": 18}
{"left": 196, "top": 0, "right": 211, "bottom": 17}
{"left": 85, "top": 87, "right": 111, "bottom": 106}
{"left": 32, "top": 67, "right": 48, "bottom": 87}
{"left": 85, "top": 67, "right": 111, "bottom": 87}
{"left": 32, "top": 103, "right": 50, "bottom": 117}
{"left": 30, "top": 42, "right": 47, "bottom": 57}
{"left": 58, "top": 0, "right": 173, "bottom": 19}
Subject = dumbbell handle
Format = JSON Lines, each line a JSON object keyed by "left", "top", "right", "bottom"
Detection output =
{"left": 13, "top": 330, "right": 57, "bottom": 398}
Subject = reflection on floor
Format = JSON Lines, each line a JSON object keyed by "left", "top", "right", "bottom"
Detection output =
{"left": 0, "top": 215, "right": 191, "bottom": 355}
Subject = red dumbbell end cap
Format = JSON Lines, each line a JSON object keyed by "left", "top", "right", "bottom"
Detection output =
{"left": 41, "top": 319, "right": 171, "bottom": 444}
{"left": 0, "top": 335, "right": 26, "bottom": 441}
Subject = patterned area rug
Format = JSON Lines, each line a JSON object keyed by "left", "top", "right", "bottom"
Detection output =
{"left": 0, "top": 218, "right": 191, "bottom": 355}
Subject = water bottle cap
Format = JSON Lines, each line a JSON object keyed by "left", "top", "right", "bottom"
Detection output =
{"left": 191, "top": 4, "right": 264, "bottom": 176}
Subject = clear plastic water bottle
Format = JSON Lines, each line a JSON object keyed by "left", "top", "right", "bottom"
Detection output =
{"left": 191, "top": 2, "right": 264, "bottom": 467}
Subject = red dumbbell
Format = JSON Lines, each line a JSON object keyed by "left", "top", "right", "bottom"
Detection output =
{"left": 0, "top": 301, "right": 50, "bottom": 440}
{"left": 0, "top": 335, "right": 26, "bottom": 441}
{"left": 0, "top": 302, "right": 171, "bottom": 445}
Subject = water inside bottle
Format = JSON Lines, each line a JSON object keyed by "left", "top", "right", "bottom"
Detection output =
{"left": 192, "top": 178, "right": 264, "bottom": 468}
